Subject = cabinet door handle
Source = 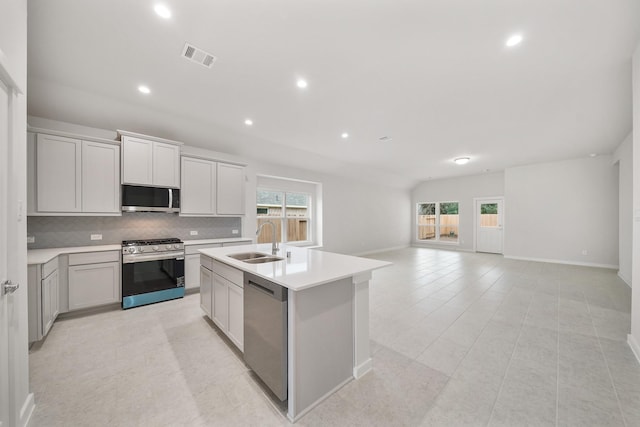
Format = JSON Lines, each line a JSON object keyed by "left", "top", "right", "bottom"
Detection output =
{"left": 2, "top": 279, "right": 19, "bottom": 295}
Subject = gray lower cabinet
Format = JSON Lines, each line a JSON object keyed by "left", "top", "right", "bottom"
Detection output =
{"left": 200, "top": 255, "right": 244, "bottom": 351}
{"left": 28, "top": 256, "right": 60, "bottom": 342}
{"left": 68, "top": 251, "right": 120, "bottom": 310}
{"left": 200, "top": 264, "right": 213, "bottom": 317}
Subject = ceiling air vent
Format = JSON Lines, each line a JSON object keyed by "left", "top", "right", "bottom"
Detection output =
{"left": 181, "top": 42, "right": 217, "bottom": 69}
{"left": 378, "top": 136, "right": 392, "bottom": 142}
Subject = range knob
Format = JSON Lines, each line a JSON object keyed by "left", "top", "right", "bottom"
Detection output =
{"left": 153, "top": 245, "right": 159, "bottom": 251}
{"left": 165, "top": 244, "right": 172, "bottom": 250}
{"left": 138, "top": 246, "right": 144, "bottom": 252}
{"left": 128, "top": 247, "right": 136, "bottom": 254}
{"left": 174, "top": 244, "right": 180, "bottom": 249}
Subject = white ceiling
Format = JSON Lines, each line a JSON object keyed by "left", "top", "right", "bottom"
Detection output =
{"left": 27, "top": 0, "right": 640, "bottom": 189}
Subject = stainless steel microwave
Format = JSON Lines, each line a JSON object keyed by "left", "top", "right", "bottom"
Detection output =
{"left": 121, "top": 185, "right": 180, "bottom": 213}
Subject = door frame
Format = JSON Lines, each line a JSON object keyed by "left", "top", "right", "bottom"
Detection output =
{"left": 473, "top": 196, "right": 505, "bottom": 253}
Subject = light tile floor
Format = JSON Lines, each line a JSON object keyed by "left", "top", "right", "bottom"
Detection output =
{"left": 29, "top": 247, "right": 640, "bottom": 426}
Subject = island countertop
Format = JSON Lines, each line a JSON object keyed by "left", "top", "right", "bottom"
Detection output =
{"left": 199, "top": 243, "right": 391, "bottom": 291}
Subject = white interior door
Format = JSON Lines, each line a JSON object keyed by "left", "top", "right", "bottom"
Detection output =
{"left": 0, "top": 77, "right": 11, "bottom": 427}
{"left": 475, "top": 198, "right": 504, "bottom": 254}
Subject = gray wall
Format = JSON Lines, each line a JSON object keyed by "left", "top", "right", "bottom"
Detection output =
{"left": 613, "top": 133, "right": 633, "bottom": 285}
{"left": 27, "top": 214, "right": 241, "bottom": 248}
{"left": 411, "top": 172, "right": 505, "bottom": 251}
{"left": 504, "top": 155, "right": 619, "bottom": 267}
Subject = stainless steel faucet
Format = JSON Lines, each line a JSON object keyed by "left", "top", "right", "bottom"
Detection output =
{"left": 256, "top": 221, "right": 279, "bottom": 255}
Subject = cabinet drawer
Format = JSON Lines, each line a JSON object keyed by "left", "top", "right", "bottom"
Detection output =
{"left": 185, "top": 243, "right": 222, "bottom": 255}
{"left": 42, "top": 257, "right": 58, "bottom": 278}
{"left": 69, "top": 250, "right": 120, "bottom": 265}
{"left": 212, "top": 259, "right": 243, "bottom": 286}
{"left": 200, "top": 254, "right": 213, "bottom": 271}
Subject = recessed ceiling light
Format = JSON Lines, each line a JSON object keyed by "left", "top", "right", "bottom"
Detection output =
{"left": 138, "top": 85, "right": 151, "bottom": 94}
{"left": 454, "top": 157, "right": 470, "bottom": 165}
{"left": 505, "top": 34, "right": 523, "bottom": 47}
{"left": 296, "top": 79, "right": 308, "bottom": 89}
{"left": 341, "top": 132, "right": 349, "bottom": 139}
{"left": 244, "top": 119, "right": 253, "bottom": 126}
{"left": 154, "top": 4, "right": 171, "bottom": 19}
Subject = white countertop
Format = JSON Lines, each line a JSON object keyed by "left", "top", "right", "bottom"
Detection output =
{"left": 182, "top": 237, "right": 252, "bottom": 245}
{"left": 199, "top": 243, "right": 391, "bottom": 291}
{"left": 28, "top": 244, "right": 122, "bottom": 265}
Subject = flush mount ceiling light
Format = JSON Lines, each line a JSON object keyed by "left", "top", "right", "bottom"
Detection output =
{"left": 154, "top": 4, "right": 172, "bottom": 19}
{"left": 296, "top": 79, "right": 308, "bottom": 89}
{"left": 454, "top": 157, "right": 470, "bottom": 165}
{"left": 505, "top": 34, "right": 523, "bottom": 47}
{"left": 137, "top": 85, "right": 151, "bottom": 94}
{"left": 244, "top": 119, "right": 253, "bottom": 126}
{"left": 341, "top": 132, "right": 349, "bottom": 139}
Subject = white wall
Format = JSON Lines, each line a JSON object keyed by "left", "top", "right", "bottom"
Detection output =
{"left": 613, "top": 133, "right": 633, "bottom": 285}
{"left": 630, "top": 41, "right": 640, "bottom": 362}
{"left": 1, "top": 0, "right": 31, "bottom": 425}
{"left": 411, "top": 172, "right": 505, "bottom": 251}
{"left": 27, "top": 116, "right": 413, "bottom": 256}
{"left": 504, "top": 156, "right": 619, "bottom": 268}
{"left": 246, "top": 161, "right": 412, "bottom": 255}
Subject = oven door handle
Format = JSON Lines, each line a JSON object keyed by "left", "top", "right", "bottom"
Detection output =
{"left": 123, "top": 252, "right": 185, "bottom": 264}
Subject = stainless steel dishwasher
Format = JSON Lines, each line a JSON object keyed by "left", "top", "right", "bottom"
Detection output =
{"left": 243, "top": 273, "right": 288, "bottom": 401}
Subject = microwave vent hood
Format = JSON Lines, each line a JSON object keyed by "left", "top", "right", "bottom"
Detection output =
{"left": 121, "top": 185, "right": 180, "bottom": 213}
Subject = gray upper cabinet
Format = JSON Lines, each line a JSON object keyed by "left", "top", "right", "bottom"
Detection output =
{"left": 36, "top": 134, "right": 82, "bottom": 212}
{"left": 82, "top": 141, "right": 120, "bottom": 213}
{"left": 30, "top": 132, "right": 120, "bottom": 215}
{"left": 180, "top": 155, "right": 245, "bottom": 216}
{"left": 120, "top": 132, "right": 181, "bottom": 188}
{"left": 217, "top": 163, "right": 245, "bottom": 215}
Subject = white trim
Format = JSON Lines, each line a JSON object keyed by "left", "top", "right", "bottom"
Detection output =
{"left": 117, "top": 129, "right": 184, "bottom": 146}
{"left": 504, "top": 255, "right": 618, "bottom": 270}
{"left": 353, "top": 358, "right": 373, "bottom": 378}
{"left": 27, "top": 126, "right": 120, "bottom": 146}
{"left": 0, "top": 48, "right": 23, "bottom": 93}
{"left": 473, "top": 196, "right": 504, "bottom": 254}
{"left": 411, "top": 243, "right": 474, "bottom": 253}
{"left": 627, "top": 335, "right": 640, "bottom": 365}
{"left": 618, "top": 271, "right": 631, "bottom": 287}
{"left": 352, "top": 244, "right": 409, "bottom": 257}
{"left": 18, "top": 393, "right": 34, "bottom": 427}
{"left": 287, "top": 376, "right": 352, "bottom": 423}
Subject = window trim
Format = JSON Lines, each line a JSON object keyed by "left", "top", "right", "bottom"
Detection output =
{"left": 257, "top": 187, "right": 314, "bottom": 246}
{"left": 416, "top": 201, "right": 460, "bottom": 245}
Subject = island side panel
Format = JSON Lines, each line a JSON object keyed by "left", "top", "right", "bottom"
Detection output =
{"left": 352, "top": 271, "right": 372, "bottom": 378}
{"left": 288, "top": 277, "right": 353, "bottom": 420}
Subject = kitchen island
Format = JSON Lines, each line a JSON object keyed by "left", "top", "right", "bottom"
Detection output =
{"left": 199, "top": 243, "right": 391, "bottom": 422}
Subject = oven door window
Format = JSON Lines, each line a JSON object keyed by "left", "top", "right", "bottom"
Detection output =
{"left": 122, "top": 258, "right": 185, "bottom": 297}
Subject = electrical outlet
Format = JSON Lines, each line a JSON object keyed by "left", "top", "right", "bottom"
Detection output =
{"left": 581, "top": 249, "right": 588, "bottom": 255}
{"left": 90, "top": 234, "right": 103, "bottom": 241}
{"left": 232, "top": 229, "right": 239, "bottom": 235}
{"left": 27, "top": 236, "right": 35, "bottom": 243}
{"left": 190, "top": 231, "right": 198, "bottom": 236}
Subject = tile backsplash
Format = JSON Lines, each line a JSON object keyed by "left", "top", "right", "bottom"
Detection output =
{"left": 27, "top": 213, "right": 243, "bottom": 249}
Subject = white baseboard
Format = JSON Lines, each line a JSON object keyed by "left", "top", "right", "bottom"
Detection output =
{"left": 627, "top": 335, "right": 640, "bottom": 365}
{"left": 410, "top": 243, "right": 475, "bottom": 253}
{"left": 353, "top": 245, "right": 409, "bottom": 257}
{"left": 503, "top": 255, "right": 618, "bottom": 270}
{"left": 353, "top": 357, "right": 373, "bottom": 379}
{"left": 287, "top": 376, "right": 353, "bottom": 423}
{"left": 19, "top": 392, "right": 35, "bottom": 427}
{"left": 618, "top": 271, "right": 632, "bottom": 287}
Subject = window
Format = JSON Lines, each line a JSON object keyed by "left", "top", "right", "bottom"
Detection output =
{"left": 257, "top": 189, "right": 311, "bottom": 244}
{"left": 417, "top": 201, "right": 459, "bottom": 243}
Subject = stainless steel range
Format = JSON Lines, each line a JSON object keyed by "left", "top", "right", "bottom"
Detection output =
{"left": 121, "top": 238, "right": 185, "bottom": 309}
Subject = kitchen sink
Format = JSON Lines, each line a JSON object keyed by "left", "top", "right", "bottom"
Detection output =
{"left": 227, "top": 252, "right": 284, "bottom": 264}
{"left": 227, "top": 252, "right": 272, "bottom": 260}
{"left": 243, "top": 256, "right": 284, "bottom": 264}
